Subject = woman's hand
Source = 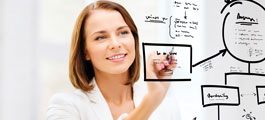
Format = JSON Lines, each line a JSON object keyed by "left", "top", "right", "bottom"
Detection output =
{"left": 124, "top": 51, "right": 177, "bottom": 120}
{"left": 145, "top": 51, "right": 177, "bottom": 109}
{"left": 146, "top": 51, "right": 177, "bottom": 79}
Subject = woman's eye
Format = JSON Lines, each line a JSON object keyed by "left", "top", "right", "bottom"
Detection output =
{"left": 95, "top": 36, "right": 106, "bottom": 40}
{"left": 119, "top": 31, "right": 129, "bottom": 36}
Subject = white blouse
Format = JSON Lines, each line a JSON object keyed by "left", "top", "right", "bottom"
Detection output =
{"left": 47, "top": 79, "right": 181, "bottom": 120}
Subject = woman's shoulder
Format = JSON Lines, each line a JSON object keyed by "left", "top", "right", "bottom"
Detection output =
{"left": 47, "top": 90, "right": 94, "bottom": 120}
{"left": 48, "top": 90, "right": 88, "bottom": 105}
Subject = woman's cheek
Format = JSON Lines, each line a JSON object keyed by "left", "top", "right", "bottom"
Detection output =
{"left": 88, "top": 45, "right": 105, "bottom": 62}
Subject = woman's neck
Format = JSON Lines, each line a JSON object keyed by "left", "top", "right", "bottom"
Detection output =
{"left": 94, "top": 70, "right": 133, "bottom": 105}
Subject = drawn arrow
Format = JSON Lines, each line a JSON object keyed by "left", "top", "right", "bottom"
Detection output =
{"left": 240, "top": 93, "right": 257, "bottom": 97}
{"left": 192, "top": 49, "right": 227, "bottom": 67}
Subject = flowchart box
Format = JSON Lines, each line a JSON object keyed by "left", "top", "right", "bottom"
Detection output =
{"left": 201, "top": 85, "right": 240, "bottom": 107}
{"left": 226, "top": 73, "right": 265, "bottom": 105}
{"left": 142, "top": 43, "right": 192, "bottom": 81}
{"left": 256, "top": 86, "right": 265, "bottom": 105}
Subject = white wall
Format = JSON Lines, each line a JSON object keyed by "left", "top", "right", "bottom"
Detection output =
{"left": 0, "top": 0, "right": 3, "bottom": 118}
{"left": 0, "top": 0, "right": 86, "bottom": 119}
{"left": 0, "top": 0, "right": 39, "bottom": 119}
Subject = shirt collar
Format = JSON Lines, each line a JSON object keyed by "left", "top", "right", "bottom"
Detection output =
{"left": 86, "top": 78, "right": 146, "bottom": 119}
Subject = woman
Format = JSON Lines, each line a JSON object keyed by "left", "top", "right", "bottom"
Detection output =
{"left": 47, "top": 0, "right": 180, "bottom": 120}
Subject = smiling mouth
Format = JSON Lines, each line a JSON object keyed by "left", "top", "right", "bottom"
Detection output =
{"left": 106, "top": 53, "right": 127, "bottom": 60}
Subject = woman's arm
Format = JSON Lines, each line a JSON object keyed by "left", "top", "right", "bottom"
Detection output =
{"left": 125, "top": 52, "right": 177, "bottom": 120}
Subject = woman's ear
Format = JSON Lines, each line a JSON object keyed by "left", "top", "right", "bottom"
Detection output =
{"left": 85, "top": 53, "right": 91, "bottom": 60}
{"left": 84, "top": 50, "right": 91, "bottom": 60}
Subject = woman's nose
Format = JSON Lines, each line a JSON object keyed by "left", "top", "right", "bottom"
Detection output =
{"left": 109, "top": 36, "right": 121, "bottom": 50}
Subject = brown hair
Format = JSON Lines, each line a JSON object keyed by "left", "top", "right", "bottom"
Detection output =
{"left": 69, "top": 0, "right": 140, "bottom": 91}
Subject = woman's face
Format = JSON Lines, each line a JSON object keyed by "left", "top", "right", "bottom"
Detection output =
{"left": 84, "top": 9, "right": 135, "bottom": 75}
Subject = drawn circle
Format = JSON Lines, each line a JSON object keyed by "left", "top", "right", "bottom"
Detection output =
{"left": 222, "top": 1, "right": 265, "bottom": 63}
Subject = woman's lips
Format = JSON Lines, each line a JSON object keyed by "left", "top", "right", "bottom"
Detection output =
{"left": 106, "top": 53, "right": 127, "bottom": 62}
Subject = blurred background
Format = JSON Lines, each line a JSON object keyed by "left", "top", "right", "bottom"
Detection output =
{"left": 0, "top": 0, "right": 168, "bottom": 119}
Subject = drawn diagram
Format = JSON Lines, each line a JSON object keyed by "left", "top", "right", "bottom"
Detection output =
{"left": 242, "top": 109, "right": 256, "bottom": 120}
{"left": 142, "top": 0, "right": 265, "bottom": 120}
{"left": 144, "top": 1, "right": 199, "bottom": 40}
{"left": 198, "top": 0, "right": 265, "bottom": 120}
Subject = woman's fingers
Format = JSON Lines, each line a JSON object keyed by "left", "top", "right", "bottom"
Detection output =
{"left": 165, "top": 55, "right": 177, "bottom": 70}
{"left": 146, "top": 51, "right": 178, "bottom": 79}
{"left": 152, "top": 53, "right": 167, "bottom": 72}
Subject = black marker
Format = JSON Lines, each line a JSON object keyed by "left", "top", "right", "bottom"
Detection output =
{"left": 167, "top": 47, "right": 174, "bottom": 63}
{"left": 159, "top": 47, "right": 174, "bottom": 76}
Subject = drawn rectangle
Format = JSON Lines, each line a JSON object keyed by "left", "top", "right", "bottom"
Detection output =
{"left": 201, "top": 85, "right": 240, "bottom": 107}
{"left": 142, "top": 42, "right": 192, "bottom": 81}
{"left": 256, "top": 86, "right": 265, "bottom": 105}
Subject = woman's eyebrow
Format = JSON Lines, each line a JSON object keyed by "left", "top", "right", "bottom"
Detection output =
{"left": 90, "top": 26, "right": 129, "bottom": 37}
{"left": 117, "top": 26, "right": 129, "bottom": 30}
{"left": 91, "top": 30, "right": 106, "bottom": 37}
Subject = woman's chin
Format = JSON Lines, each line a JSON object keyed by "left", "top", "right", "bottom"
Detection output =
{"left": 107, "top": 67, "right": 129, "bottom": 75}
